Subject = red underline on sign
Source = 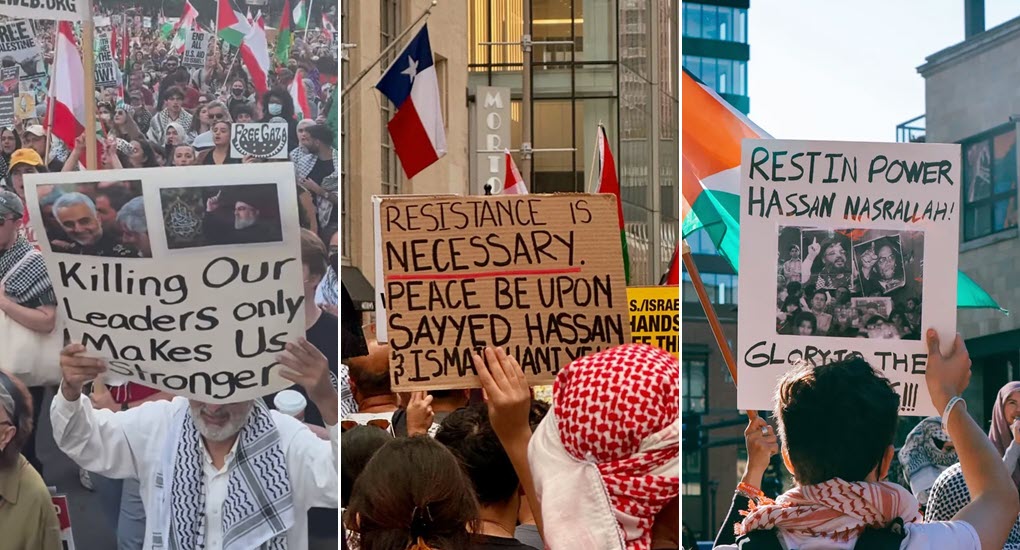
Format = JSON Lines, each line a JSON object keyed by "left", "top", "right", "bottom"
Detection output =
{"left": 386, "top": 267, "right": 583, "bottom": 281}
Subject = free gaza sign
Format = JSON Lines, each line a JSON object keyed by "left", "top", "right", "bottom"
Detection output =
{"left": 230, "top": 123, "right": 289, "bottom": 159}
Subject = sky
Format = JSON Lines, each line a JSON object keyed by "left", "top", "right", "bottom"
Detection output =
{"left": 747, "top": 0, "right": 1020, "bottom": 142}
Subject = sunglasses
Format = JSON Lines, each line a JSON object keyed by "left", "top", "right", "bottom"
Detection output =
{"left": 209, "top": 112, "right": 226, "bottom": 120}
{"left": 340, "top": 419, "right": 391, "bottom": 432}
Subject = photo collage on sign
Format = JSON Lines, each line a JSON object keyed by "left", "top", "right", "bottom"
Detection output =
{"left": 775, "top": 226, "right": 924, "bottom": 341}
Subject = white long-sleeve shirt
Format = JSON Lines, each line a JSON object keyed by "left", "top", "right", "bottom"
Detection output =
{"left": 51, "top": 391, "right": 339, "bottom": 550}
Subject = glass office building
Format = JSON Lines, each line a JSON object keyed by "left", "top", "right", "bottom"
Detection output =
{"left": 468, "top": 0, "right": 680, "bottom": 285}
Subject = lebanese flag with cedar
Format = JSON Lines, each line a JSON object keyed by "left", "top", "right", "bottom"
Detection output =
{"left": 289, "top": 70, "right": 311, "bottom": 119}
{"left": 49, "top": 22, "right": 85, "bottom": 149}
{"left": 240, "top": 12, "right": 270, "bottom": 96}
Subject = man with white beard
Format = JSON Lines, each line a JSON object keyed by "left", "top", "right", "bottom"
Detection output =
{"left": 203, "top": 187, "right": 283, "bottom": 246}
{"left": 51, "top": 339, "right": 339, "bottom": 549}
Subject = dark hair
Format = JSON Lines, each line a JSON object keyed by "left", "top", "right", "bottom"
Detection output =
{"left": 341, "top": 426, "right": 392, "bottom": 507}
{"left": 436, "top": 404, "right": 520, "bottom": 505}
{"left": 794, "top": 312, "right": 817, "bottom": 333}
{"left": 0, "top": 370, "right": 34, "bottom": 469}
{"left": 345, "top": 436, "right": 478, "bottom": 550}
{"left": 231, "top": 103, "right": 255, "bottom": 121}
{"left": 164, "top": 86, "right": 185, "bottom": 100}
{"left": 262, "top": 87, "right": 296, "bottom": 121}
{"left": 865, "top": 315, "right": 886, "bottom": 328}
{"left": 782, "top": 297, "right": 801, "bottom": 311}
{"left": 811, "top": 289, "right": 827, "bottom": 301}
{"left": 774, "top": 356, "right": 899, "bottom": 485}
{"left": 0, "top": 127, "right": 22, "bottom": 152}
{"left": 300, "top": 228, "right": 327, "bottom": 279}
{"left": 306, "top": 124, "right": 333, "bottom": 145}
{"left": 131, "top": 140, "right": 161, "bottom": 168}
{"left": 94, "top": 186, "right": 132, "bottom": 212}
{"left": 530, "top": 400, "right": 551, "bottom": 432}
{"left": 785, "top": 281, "right": 802, "bottom": 295}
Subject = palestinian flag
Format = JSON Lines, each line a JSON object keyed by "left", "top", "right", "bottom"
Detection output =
{"left": 217, "top": 0, "right": 250, "bottom": 48}
{"left": 681, "top": 69, "right": 1002, "bottom": 310}
{"left": 595, "top": 124, "right": 629, "bottom": 284}
{"left": 275, "top": 0, "right": 293, "bottom": 64}
{"left": 292, "top": 0, "right": 308, "bottom": 30}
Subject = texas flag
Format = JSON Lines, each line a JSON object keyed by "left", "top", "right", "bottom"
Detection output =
{"left": 375, "top": 24, "right": 446, "bottom": 179}
{"left": 500, "top": 149, "right": 528, "bottom": 195}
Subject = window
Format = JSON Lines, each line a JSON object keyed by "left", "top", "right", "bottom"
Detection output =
{"left": 681, "top": 3, "right": 748, "bottom": 43}
{"left": 682, "top": 452, "right": 701, "bottom": 496}
{"left": 963, "top": 126, "right": 1017, "bottom": 241}
{"left": 683, "top": 355, "right": 708, "bottom": 413}
{"left": 682, "top": 56, "right": 747, "bottom": 96}
{"left": 681, "top": 269, "right": 737, "bottom": 305}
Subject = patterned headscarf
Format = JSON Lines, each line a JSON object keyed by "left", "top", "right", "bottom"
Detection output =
{"left": 990, "top": 382, "right": 1020, "bottom": 491}
{"left": 927, "top": 462, "right": 1020, "bottom": 548}
{"left": 528, "top": 344, "right": 679, "bottom": 550}
{"left": 897, "top": 417, "right": 957, "bottom": 504}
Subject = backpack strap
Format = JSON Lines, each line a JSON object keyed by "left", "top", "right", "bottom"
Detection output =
{"left": 855, "top": 518, "right": 907, "bottom": 550}
{"left": 735, "top": 529, "right": 785, "bottom": 550}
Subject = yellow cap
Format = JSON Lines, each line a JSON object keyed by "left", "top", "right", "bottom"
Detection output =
{"left": 9, "top": 148, "right": 43, "bottom": 171}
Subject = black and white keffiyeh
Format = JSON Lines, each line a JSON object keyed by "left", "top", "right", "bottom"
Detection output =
{"left": 898, "top": 417, "right": 958, "bottom": 478}
{"left": 290, "top": 147, "right": 338, "bottom": 228}
{"left": 165, "top": 400, "right": 294, "bottom": 550}
{"left": 0, "top": 237, "right": 55, "bottom": 306}
{"left": 150, "top": 109, "right": 194, "bottom": 145}
{"left": 927, "top": 462, "right": 1020, "bottom": 548}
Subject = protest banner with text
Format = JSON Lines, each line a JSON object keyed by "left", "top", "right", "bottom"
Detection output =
{"left": 0, "top": 65, "right": 19, "bottom": 126}
{"left": 627, "top": 286, "right": 679, "bottom": 357}
{"left": 0, "top": 19, "right": 43, "bottom": 78}
{"left": 183, "top": 30, "right": 211, "bottom": 68}
{"left": 374, "top": 194, "right": 630, "bottom": 390}
{"left": 94, "top": 31, "right": 117, "bottom": 88}
{"left": 737, "top": 139, "right": 960, "bottom": 416}
{"left": 230, "top": 122, "right": 289, "bottom": 159}
{"left": 0, "top": 0, "right": 90, "bottom": 22}
{"left": 25, "top": 164, "right": 305, "bottom": 403}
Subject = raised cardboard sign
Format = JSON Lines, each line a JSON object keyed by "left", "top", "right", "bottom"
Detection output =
{"left": 24, "top": 164, "right": 305, "bottom": 403}
{"left": 230, "top": 122, "right": 289, "bottom": 159}
{"left": 737, "top": 139, "right": 960, "bottom": 416}
{"left": 374, "top": 193, "right": 631, "bottom": 390}
{"left": 183, "top": 30, "right": 211, "bottom": 68}
{"left": 627, "top": 286, "right": 679, "bottom": 357}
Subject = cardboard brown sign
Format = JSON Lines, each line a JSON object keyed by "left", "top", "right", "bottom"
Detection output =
{"left": 376, "top": 193, "right": 630, "bottom": 390}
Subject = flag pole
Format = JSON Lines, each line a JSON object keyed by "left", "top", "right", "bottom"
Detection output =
{"left": 340, "top": 0, "right": 437, "bottom": 101}
{"left": 82, "top": 0, "right": 99, "bottom": 170}
{"left": 303, "top": 0, "right": 314, "bottom": 42}
{"left": 43, "top": 39, "right": 58, "bottom": 165}
{"left": 681, "top": 239, "right": 757, "bottom": 420}
{"left": 586, "top": 122, "right": 601, "bottom": 194}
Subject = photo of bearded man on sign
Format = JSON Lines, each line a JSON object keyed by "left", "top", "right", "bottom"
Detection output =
{"left": 801, "top": 230, "right": 853, "bottom": 292}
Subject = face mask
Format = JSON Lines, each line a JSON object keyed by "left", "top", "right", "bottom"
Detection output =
{"left": 232, "top": 88, "right": 243, "bottom": 96}
{"left": 267, "top": 103, "right": 282, "bottom": 116}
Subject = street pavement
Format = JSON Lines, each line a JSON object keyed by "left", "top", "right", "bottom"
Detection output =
{"left": 35, "top": 387, "right": 117, "bottom": 549}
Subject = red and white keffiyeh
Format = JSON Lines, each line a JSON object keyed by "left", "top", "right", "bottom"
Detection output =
{"left": 528, "top": 344, "right": 680, "bottom": 550}
{"left": 738, "top": 478, "right": 921, "bottom": 541}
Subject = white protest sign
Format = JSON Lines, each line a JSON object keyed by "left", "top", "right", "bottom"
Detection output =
{"left": 183, "top": 30, "right": 211, "bottom": 68}
{"left": 24, "top": 164, "right": 306, "bottom": 403}
{"left": 0, "top": 20, "right": 43, "bottom": 78}
{"left": 142, "top": 16, "right": 152, "bottom": 29}
{"left": 94, "top": 31, "right": 117, "bottom": 88}
{"left": 0, "top": 0, "right": 88, "bottom": 22}
{"left": 230, "top": 122, "right": 289, "bottom": 159}
{"left": 738, "top": 140, "right": 960, "bottom": 417}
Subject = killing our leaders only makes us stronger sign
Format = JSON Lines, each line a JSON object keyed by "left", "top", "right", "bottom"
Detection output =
{"left": 24, "top": 164, "right": 305, "bottom": 404}
{"left": 374, "top": 194, "right": 630, "bottom": 391}
{"left": 737, "top": 139, "right": 960, "bottom": 417}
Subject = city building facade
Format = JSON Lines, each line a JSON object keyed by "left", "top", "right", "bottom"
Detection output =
{"left": 341, "top": 0, "right": 679, "bottom": 317}
{"left": 918, "top": 4, "right": 1020, "bottom": 429}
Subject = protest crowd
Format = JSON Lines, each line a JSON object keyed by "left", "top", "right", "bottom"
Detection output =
{"left": 0, "top": 1, "right": 347, "bottom": 548}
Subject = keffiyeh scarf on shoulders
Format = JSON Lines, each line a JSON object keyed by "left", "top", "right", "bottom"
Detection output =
{"left": 737, "top": 479, "right": 921, "bottom": 542}
{"left": 0, "top": 236, "right": 54, "bottom": 305}
{"left": 157, "top": 400, "right": 294, "bottom": 550}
